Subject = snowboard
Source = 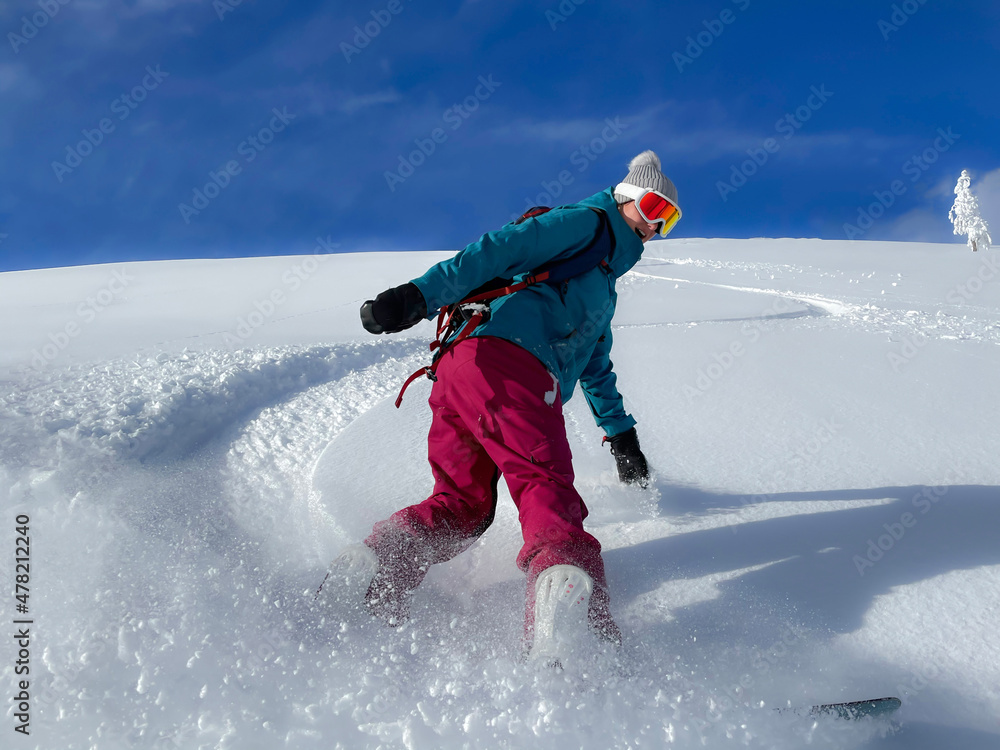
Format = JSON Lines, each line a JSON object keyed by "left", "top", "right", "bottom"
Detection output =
{"left": 794, "top": 696, "right": 901, "bottom": 720}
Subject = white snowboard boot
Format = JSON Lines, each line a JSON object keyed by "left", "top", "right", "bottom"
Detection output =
{"left": 315, "top": 543, "right": 379, "bottom": 613}
{"left": 528, "top": 565, "right": 594, "bottom": 666}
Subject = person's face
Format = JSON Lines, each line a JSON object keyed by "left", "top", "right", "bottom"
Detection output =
{"left": 618, "top": 201, "right": 658, "bottom": 243}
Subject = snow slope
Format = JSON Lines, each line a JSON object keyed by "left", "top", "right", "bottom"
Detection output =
{"left": 1, "top": 238, "right": 999, "bottom": 749}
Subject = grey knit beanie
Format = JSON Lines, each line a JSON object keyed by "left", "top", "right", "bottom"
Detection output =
{"left": 614, "top": 150, "right": 678, "bottom": 206}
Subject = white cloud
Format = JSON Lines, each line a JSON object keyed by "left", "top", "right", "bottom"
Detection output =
{"left": 339, "top": 89, "right": 401, "bottom": 115}
{"left": 482, "top": 101, "right": 911, "bottom": 168}
{"left": 0, "top": 64, "right": 23, "bottom": 93}
{"left": 235, "top": 82, "right": 400, "bottom": 118}
{"left": 971, "top": 167, "right": 1000, "bottom": 228}
{"left": 0, "top": 63, "right": 39, "bottom": 99}
{"left": 483, "top": 102, "right": 752, "bottom": 165}
{"left": 75, "top": 0, "right": 201, "bottom": 14}
{"left": 882, "top": 205, "right": 955, "bottom": 243}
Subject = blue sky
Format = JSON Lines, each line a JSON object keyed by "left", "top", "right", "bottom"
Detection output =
{"left": 1, "top": 0, "right": 998, "bottom": 272}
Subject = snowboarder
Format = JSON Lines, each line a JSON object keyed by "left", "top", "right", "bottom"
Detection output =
{"left": 319, "top": 150, "right": 682, "bottom": 663}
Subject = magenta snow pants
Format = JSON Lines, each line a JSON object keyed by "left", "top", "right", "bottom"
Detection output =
{"left": 364, "top": 335, "right": 619, "bottom": 643}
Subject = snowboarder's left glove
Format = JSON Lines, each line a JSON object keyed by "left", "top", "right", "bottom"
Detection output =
{"left": 605, "top": 428, "right": 650, "bottom": 488}
{"left": 361, "top": 282, "right": 427, "bottom": 334}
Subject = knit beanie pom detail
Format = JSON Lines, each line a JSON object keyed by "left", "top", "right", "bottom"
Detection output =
{"left": 628, "top": 150, "right": 662, "bottom": 172}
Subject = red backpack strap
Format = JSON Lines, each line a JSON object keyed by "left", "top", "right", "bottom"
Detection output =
{"left": 516, "top": 206, "right": 551, "bottom": 223}
{"left": 394, "top": 306, "right": 490, "bottom": 407}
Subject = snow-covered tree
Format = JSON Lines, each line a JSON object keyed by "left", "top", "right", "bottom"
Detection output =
{"left": 949, "top": 169, "right": 992, "bottom": 252}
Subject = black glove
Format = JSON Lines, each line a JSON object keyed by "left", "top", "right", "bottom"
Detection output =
{"left": 360, "top": 282, "right": 427, "bottom": 334}
{"left": 606, "top": 428, "right": 650, "bottom": 488}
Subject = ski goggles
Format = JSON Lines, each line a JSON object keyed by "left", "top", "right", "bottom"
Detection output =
{"left": 615, "top": 184, "right": 683, "bottom": 237}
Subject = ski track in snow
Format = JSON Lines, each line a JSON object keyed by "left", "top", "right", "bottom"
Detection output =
{"left": 627, "top": 256, "right": 1000, "bottom": 346}
{"left": 1, "top": 248, "right": 997, "bottom": 749}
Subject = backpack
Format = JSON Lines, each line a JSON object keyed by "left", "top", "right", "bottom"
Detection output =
{"left": 394, "top": 205, "right": 616, "bottom": 407}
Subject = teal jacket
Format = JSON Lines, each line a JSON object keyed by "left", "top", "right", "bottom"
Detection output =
{"left": 410, "top": 187, "right": 645, "bottom": 438}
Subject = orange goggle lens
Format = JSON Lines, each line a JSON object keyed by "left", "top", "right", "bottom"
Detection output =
{"left": 637, "top": 191, "right": 682, "bottom": 237}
